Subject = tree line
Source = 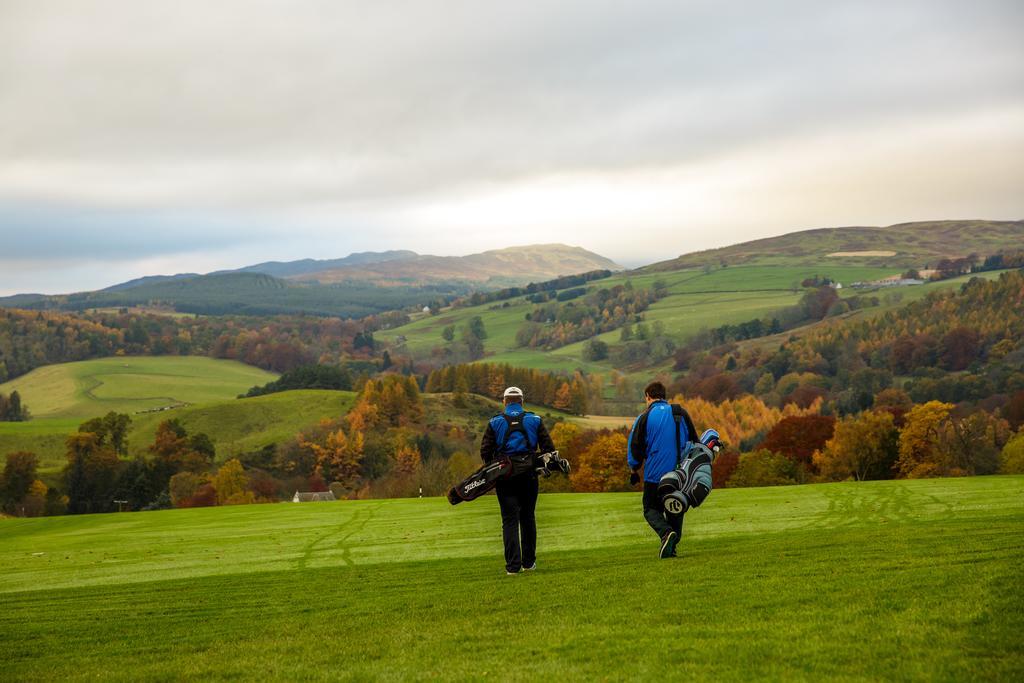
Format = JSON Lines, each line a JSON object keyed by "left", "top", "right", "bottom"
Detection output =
{"left": 515, "top": 282, "right": 664, "bottom": 350}
{"left": 667, "top": 271, "right": 1024, "bottom": 417}
{"left": 0, "top": 307, "right": 395, "bottom": 382}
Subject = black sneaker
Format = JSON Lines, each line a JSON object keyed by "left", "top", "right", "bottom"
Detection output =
{"left": 660, "top": 531, "right": 678, "bottom": 559}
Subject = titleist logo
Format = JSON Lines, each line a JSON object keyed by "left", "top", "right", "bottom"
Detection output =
{"left": 464, "top": 479, "right": 487, "bottom": 491}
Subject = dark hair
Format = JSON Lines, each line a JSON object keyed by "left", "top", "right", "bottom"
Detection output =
{"left": 644, "top": 381, "right": 666, "bottom": 400}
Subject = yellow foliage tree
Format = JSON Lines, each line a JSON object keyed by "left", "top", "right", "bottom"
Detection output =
{"left": 550, "top": 422, "right": 581, "bottom": 452}
{"left": 212, "top": 458, "right": 254, "bottom": 505}
{"left": 814, "top": 411, "right": 897, "bottom": 481}
{"left": 1001, "top": 431, "right": 1024, "bottom": 474}
{"left": 897, "top": 401, "right": 953, "bottom": 478}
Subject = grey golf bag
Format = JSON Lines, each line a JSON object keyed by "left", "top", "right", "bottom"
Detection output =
{"left": 657, "top": 429, "right": 721, "bottom": 515}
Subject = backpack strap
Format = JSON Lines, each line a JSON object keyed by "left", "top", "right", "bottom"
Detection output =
{"left": 671, "top": 404, "right": 698, "bottom": 467}
{"left": 500, "top": 412, "right": 530, "bottom": 453}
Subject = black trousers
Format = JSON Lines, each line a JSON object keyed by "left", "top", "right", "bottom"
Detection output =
{"left": 495, "top": 474, "right": 539, "bottom": 572}
{"left": 642, "top": 482, "right": 683, "bottom": 539}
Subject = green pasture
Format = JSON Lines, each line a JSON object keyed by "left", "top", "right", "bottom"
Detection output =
{"left": 0, "top": 389, "right": 354, "bottom": 476}
{"left": 2, "top": 476, "right": 1021, "bottom": 680}
{"left": 391, "top": 265, "right": 1016, "bottom": 381}
{"left": 387, "top": 264, "right": 901, "bottom": 376}
{"left": 0, "top": 356, "right": 277, "bottom": 420}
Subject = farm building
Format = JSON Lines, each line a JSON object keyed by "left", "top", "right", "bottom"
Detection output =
{"left": 292, "top": 491, "right": 337, "bottom": 503}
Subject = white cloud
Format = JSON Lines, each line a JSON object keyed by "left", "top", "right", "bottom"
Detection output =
{"left": 0, "top": 0, "right": 1022, "bottom": 293}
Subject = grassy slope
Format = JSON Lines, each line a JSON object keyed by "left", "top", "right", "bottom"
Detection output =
{"left": 388, "top": 263, "right": 1000, "bottom": 379}
{"left": 738, "top": 269, "right": 1012, "bottom": 357}
{"left": 644, "top": 220, "right": 1024, "bottom": 271}
{"left": 1, "top": 476, "right": 1021, "bottom": 680}
{"left": 0, "top": 390, "right": 354, "bottom": 476}
{"left": 0, "top": 356, "right": 278, "bottom": 419}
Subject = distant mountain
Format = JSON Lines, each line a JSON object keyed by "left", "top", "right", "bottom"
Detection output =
{"left": 643, "top": 220, "right": 1024, "bottom": 272}
{"left": 102, "top": 273, "right": 200, "bottom": 292}
{"left": 224, "top": 250, "right": 417, "bottom": 279}
{"left": 292, "top": 244, "right": 622, "bottom": 286}
{"left": 0, "top": 244, "right": 622, "bottom": 318}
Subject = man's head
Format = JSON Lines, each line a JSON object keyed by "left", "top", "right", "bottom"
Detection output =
{"left": 503, "top": 386, "right": 524, "bottom": 406}
{"left": 644, "top": 381, "right": 666, "bottom": 405}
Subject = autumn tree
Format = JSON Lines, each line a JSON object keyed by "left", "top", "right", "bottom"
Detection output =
{"left": 897, "top": 401, "right": 953, "bottom": 478}
{"left": 1, "top": 451, "right": 39, "bottom": 514}
{"left": 169, "top": 471, "right": 206, "bottom": 507}
{"left": 78, "top": 412, "right": 132, "bottom": 455}
{"left": 571, "top": 432, "right": 628, "bottom": 493}
{"left": 212, "top": 459, "right": 254, "bottom": 505}
{"left": 297, "top": 420, "right": 365, "bottom": 489}
{"left": 727, "top": 450, "right": 800, "bottom": 487}
{"left": 712, "top": 451, "right": 739, "bottom": 488}
{"left": 393, "top": 444, "right": 422, "bottom": 476}
{"left": 760, "top": 415, "right": 836, "bottom": 467}
{"left": 1000, "top": 431, "right": 1024, "bottom": 474}
{"left": 814, "top": 411, "right": 898, "bottom": 481}
{"left": 64, "top": 432, "right": 122, "bottom": 514}
{"left": 935, "top": 411, "right": 1009, "bottom": 476}
{"left": 672, "top": 393, "right": 822, "bottom": 450}
{"left": 20, "top": 479, "right": 47, "bottom": 517}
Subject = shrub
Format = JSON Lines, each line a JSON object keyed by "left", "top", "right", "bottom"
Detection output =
{"left": 727, "top": 450, "right": 801, "bottom": 487}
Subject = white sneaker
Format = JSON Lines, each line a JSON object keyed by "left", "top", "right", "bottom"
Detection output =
{"left": 523, "top": 563, "right": 537, "bottom": 571}
{"left": 506, "top": 569, "right": 520, "bottom": 575}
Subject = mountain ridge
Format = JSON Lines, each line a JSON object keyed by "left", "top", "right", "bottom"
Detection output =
{"left": 642, "top": 219, "right": 1024, "bottom": 272}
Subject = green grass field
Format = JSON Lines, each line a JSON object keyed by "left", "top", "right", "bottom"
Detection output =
{"left": 2, "top": 476, "right": 1021, "bottom": 680}
{"left": 0, "top": 389, "right": 354, "bottom": 476}
{"left": 0, "top": 356, "right": 277, "bottom": 419}
{"left": 390, "top": 266, "right": 1015, "bottom": 382}
{"left": 0, "top": 357, "right": 367, "bottom": 476}
{"left": 386, "top": 264, "right": 929, "bottom": 375}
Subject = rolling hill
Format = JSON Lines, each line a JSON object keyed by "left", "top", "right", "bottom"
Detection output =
{"left": 2, "top": 476, "right": 1021, "bottom": 679}
{"left": 291, "top": 244, "right": 622, "bottom": 286}
{"left": 0, "top": 356, "right": 277, "bottom": 420}
{"left": 387, "top": 262, "right": 1012, "bottom": 380}
{"left": 644, "top": 219, "right": 1023, "bottom": 271}
{"left": 0, "top": 244, "right": 621, "bottom": 317}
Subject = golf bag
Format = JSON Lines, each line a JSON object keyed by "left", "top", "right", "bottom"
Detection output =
{"left": 447, "top": 451, "right": 570, "bottom": 505}
{"left": 657, "top": 429, "right": 721, "bottom": 515}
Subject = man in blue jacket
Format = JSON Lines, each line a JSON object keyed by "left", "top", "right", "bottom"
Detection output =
{"left": 627, "top": 381, "right": 690, "bottom": 559}
{"left": 480, "top": 386, "right": 556, "bottom": 574}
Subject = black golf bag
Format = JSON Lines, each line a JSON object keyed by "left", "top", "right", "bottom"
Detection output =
{"left": 657, "top": 429, "right": 721, "bottom": 515}
{"left": 447, "top": 451, "right": 570, "bottom": 505}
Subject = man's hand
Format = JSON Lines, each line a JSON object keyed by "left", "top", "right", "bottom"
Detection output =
{"left": 629, "top": 470, "right": 641, "bottom": 486}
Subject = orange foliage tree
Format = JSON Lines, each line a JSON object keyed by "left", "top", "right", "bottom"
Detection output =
{"left": 570, "top": 432, "right": 629, "bottom": 493}
{"left": 671, "top": 394, "right": 822, "bottom": 449}
{"left": 298, "top": 419, "right": 365, "bottom": 488}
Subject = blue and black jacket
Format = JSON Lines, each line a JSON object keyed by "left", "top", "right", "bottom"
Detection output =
{"left": 480, "top": 403, "right": 555, "bottom": 463}
{"left": 627, "top": 400, "right": 696, "bottom": 483}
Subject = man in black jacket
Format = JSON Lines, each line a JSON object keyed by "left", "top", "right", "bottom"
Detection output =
{"left": 480, "top": 386, "right": 556, "bottom": 574}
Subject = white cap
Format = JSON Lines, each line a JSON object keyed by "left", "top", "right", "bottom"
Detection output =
{"left": 503, "top": 386, "right": 524, "bottom": 399}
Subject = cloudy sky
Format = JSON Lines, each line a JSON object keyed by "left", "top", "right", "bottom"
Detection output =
{"left": 1, "top": 0, "right": 1022, "bottom": 295}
